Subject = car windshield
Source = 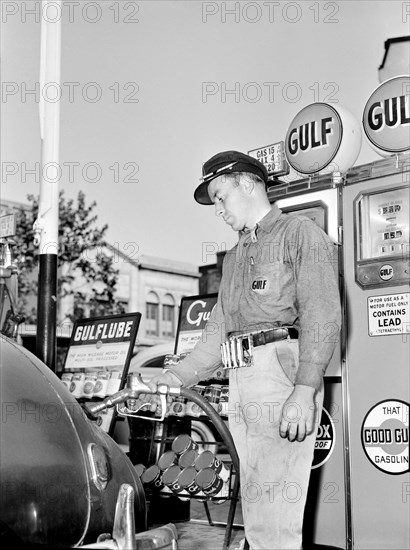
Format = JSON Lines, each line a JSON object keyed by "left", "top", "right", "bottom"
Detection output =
{"left": 141, "top": 356, "right": 166, "bottom": 369}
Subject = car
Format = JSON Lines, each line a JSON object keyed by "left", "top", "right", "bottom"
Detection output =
{"left": 0, "top": 335, "right": 177, "bottom": 549}
{"left": 113, "top": 343, "right": 221, "bottom": 454}
{"left": 129, "top": 342, "right": 175, "bottom": 382}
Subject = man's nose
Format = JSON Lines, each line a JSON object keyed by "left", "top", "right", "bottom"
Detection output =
{"left": 215, "top": 202, "right": 224, "bottom": 217}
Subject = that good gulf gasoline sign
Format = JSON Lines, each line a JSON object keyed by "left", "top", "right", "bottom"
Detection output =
{"left": 363, "top": 75, "right": 410, "bottom": 155}
{"left": 368, "top": 293, "right": 409, "bottom": 336}
{"left": 312, "top": 407, "right": 335, "bottom": 469}
{"left": 285, "top": 102, "right": 361, "bottom": 175}
{"left": 361, "top": 400, "right": 409, "bottom": 475}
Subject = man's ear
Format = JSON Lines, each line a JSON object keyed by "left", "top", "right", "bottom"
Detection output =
{"left": 241, "top": 176, "right": 255, "bottom": 196}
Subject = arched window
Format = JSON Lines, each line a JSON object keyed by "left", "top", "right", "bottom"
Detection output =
{"left": 162, "top": 294, "right": 175, "bottom": 337}
{"left": 146, "top": 291, "right": 159, "bottom": 336}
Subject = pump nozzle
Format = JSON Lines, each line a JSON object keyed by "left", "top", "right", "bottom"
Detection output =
{"left": 83, "top": 373, "right": 181, "bottom": 422}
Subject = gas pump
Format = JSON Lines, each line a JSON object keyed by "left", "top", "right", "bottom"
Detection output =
{"left": 341, "top": 76, "right": 409, "bottom": 550}
{"left": 248, "top": 75, "right": 409, "bottom": 550}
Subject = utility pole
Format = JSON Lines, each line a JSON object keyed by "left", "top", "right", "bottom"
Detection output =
{"left": 34, "top": 0, "right": 62, "bottom": 371}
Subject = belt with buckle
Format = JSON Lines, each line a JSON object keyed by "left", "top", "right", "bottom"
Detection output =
{"left": 250, "top": 327, "right": 298, "bottom": 347}
{"left": 221, "top": 327, "right": 298, "bottom": 370}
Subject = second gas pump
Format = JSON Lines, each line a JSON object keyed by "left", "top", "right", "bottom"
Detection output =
{"left": 248, "top": 74, "right": 409, "bottom": 550}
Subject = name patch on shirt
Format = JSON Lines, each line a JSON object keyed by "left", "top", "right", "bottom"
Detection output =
{"left": 251, "top": 277, "right": 270, "bottom": 293}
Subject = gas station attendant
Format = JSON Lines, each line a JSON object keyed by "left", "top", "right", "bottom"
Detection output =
{"left": 149, "top": 151, "right": 341, "bottom": 550}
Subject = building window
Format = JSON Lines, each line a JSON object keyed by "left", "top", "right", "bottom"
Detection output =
{"left": 162, "top": 305, "right": 174, "bottom": 336}
{"left": 162, "top": 294, "right": 175, "bottom": 337}
{"left": 146, "top": 292, "right": 159, "bottom": 336}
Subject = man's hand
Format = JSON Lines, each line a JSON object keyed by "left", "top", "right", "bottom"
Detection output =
{"left": 147, "top": 370, "right": 183, "bottom": 394}
{"left": 279, "top": 385, "right": 318, "bottom": 442}
{"left": 134, "top": 371, "right": 183, "bottom": 414}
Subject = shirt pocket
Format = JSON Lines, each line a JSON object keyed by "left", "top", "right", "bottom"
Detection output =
{"left": 247, "top": 260, "right": 292, "bottom": 303}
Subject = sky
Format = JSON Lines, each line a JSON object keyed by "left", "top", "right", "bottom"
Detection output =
{"left": 1, "top": 0, "right": 409, "bottom": 268}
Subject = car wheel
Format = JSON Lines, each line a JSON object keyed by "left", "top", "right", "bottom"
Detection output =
{"left": 191, "top": 420, "right": 218, "bottom": 455}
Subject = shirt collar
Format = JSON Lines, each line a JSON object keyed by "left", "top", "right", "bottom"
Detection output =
{"left": 257, "top": 203, "right": 282, "bottom": 233}
{"left": 239, "top": 203, "right": 282, "bottom": 242}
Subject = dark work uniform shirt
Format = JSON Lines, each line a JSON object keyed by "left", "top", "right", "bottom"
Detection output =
{"left": 170, "top": 204, "right": 341, "bottom": 390}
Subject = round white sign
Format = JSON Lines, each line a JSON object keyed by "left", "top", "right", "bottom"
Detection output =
{"left": 363, "top": 75, "right": 410, "bottom": 155}
{"left": 379, "top": 264, "right": 394, "bottom": 281}
{"left": 285, "top": 102, "right": 362, "bottom": 175}
{"left": 361, "top": 399, "right": 409, "bottom": 475}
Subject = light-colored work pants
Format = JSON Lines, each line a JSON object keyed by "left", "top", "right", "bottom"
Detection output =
{"left": 228, "top": 340, "right": 324, "bottom": 550}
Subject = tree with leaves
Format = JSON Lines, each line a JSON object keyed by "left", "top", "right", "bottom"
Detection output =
{"left": 14, "top": 191, "right": 125, "bottom": 324}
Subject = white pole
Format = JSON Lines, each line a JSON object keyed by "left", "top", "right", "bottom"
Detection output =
{"left": 36, "top": 0, "right": 61, "bottom": 254}
{"left": 35, "top": 0, "right": 62, "bottom": 370}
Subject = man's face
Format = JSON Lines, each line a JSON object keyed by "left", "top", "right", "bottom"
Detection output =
{"left": 207, "top": 174, "right": 250, "bottom": 231}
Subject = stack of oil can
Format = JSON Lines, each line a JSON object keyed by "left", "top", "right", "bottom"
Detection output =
{"left": 163, "top": 354, "right": 229, "bottom": 418}
{"left": 60, "top": 369, "right": 122, "bottom": 399}
{"left": 138, "top": 434, "right": 231, "bottom": 503}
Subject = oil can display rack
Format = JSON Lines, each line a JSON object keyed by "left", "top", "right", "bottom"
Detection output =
{"left": 130, "top": 405, "right": 243, "bottom": 550}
